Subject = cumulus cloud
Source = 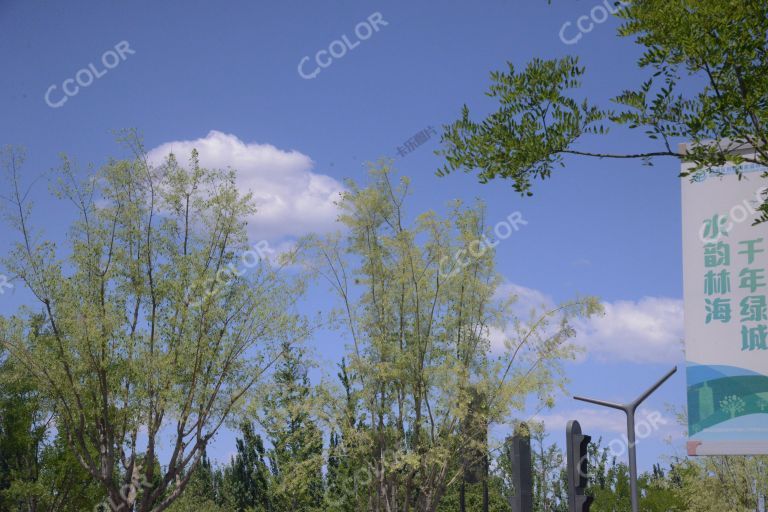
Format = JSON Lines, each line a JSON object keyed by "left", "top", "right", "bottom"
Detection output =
{"left": 531, "top": 407, "right": 679, "bottom": 440}
{"left": 489, "top": 283, "right": 557, "bottom": 352}
{"left": 533, "top": 407, "right": 629, "bottom": 434}
{"left": 146, "top": 131, "right": 345, "bottom": 240}
{"left": 492, "top": 282, "right": 684, "bottom": 363}
{"left": 573, "top": 297, "right": 684, "bottom": 364}
{"left": 495, "top": 282, "right": 555, "bottom": 316}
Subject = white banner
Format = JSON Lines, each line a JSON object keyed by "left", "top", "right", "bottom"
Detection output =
{"left": 682, "top": 155, "right": 768, "bottom": 455}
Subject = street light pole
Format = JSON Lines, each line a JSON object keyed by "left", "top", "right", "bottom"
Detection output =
{"left": 573, "top": 366, "right": 677, "bottom": 512}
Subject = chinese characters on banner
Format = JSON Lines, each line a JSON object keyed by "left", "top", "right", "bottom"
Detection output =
{"left": 682, "top": 147, "right": 768, "bottom": 455}
{"left": 701, "top": 219, "right": 767, "bottom": 349}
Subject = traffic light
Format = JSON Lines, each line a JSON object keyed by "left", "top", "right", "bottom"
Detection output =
{"left": 566, "top": 420, "right": 593, "bottom": 512}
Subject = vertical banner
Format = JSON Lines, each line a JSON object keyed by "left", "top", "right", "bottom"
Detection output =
{"left": 682, "top": 151, "right": 768, "bottom": 455}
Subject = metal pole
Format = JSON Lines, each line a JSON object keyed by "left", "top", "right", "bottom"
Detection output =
{"left": 626, "top": 408, "right": 638, "bottom": 512}
{"left": 573, "top": 366, "right": 677, "bottom": 512}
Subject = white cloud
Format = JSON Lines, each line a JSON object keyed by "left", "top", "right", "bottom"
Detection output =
{"left": 532, "top": 407, "right": 628, "bottom": 434}
{"left": 146, "top": 131, "right": 345, "bottom": 240}
{"left": 490, "top": 283, "right": 557, "bottom": 353}
{"left": 495, "top": 282, "right": 555, "bottom": 316}
{"left": 492, "top": 283, "right": 684, "bottom": 363}
{"left": 487, "top": 327, "right": 507, "bottom": 354}
{"left": 573, "top": 297, "right": 684, "bottom": 364}
{"left": 531, "top": 407, "right": 681, "bottom": 444}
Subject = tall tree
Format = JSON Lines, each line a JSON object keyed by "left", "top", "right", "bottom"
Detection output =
{"left": 0, "top": 341, "right": 49, "bottom": 512}
{"left": 0, "top": 138, "right": 305, "bottom": 511}
{"left": 261, "top": 341, "right": 324, "bottom": 511}
{"left": 672, "top": 454, "right": 768, "bottom": 511}
{"left": 220, "top": 423, "right": 272, "bottom": 512}
{"left": 529, "top": 422, "right": 567, "bottom": 512}
{"left": 438, "top": 0, "right": 768, "bottom": 217}
{"left": 166, "top": 452, "right": 224, "bottom": 512}
{"left": 0, "top": 340, "right": 102, "bottom": 511}
{"left": 324, "top": 359, "right": 364, "bottom": 512}
{"left": 303, "top": 165, "right": 599, "bottom": 512}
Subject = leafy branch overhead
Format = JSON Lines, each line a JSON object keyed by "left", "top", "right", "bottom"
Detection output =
{"left": 438, "top": 0, "right": 768, "bottom": 206}
{"left": 437, "top": 57, "right": 608, "bottom": 194}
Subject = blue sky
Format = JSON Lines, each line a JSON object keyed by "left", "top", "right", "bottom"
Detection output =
{"left": 1, "top": 0, "right": 689, "bottom": 470}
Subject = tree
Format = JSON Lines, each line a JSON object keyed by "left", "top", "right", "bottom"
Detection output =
{"left": 436, "top": 472, "right": 507, "bottom": 512}
{"left": 639, "top": 464, "right": 687, "bottom": 512}
{"left": 528, "top": 422, "right": 567, "bottom": 512}
{"left": 0, "top": 345, "right": 49, "bottom": 512}
{"left": 438, "top": 1, "right": 768, "bottom": 217}
{"left": 220, "top": 423, "right": 272, "bottom": 512}
{"left": 324, "top": 359, "right": 364, "bottom": 512}
{"left": 303, "top": 164, "right": 599, "bottom": 512}
{"left": 0, "top": 138, "right": 305, "bottom": 511}
{"left": 672, "top": 454, "right": 768, "bottom": 511}
{"left": 261, "top": 341, "right": 324, "bottom": 511}
{"left": 493, "top": 421, "right": 567, "bottom": 512}
{"left": 0, "top": 342, "right": 102, "bottom": 511}
{"left": 585, "top": 439, "right": 687, "bottom": 512}
{"left": 167, "top": 452, "right": 225, "bottom": 512}
{"left": 494, "top": 430, "right": 687, "bottom": 512}
{"left": 719, "top": 395, "right": 746, "bottom": 418}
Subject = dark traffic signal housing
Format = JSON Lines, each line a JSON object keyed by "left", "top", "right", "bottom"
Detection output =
{"left": 566, "top": 420, "right": 593, "bottom": 512}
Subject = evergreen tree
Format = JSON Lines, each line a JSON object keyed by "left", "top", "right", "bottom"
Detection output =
{"left": 324, "top": 359, "right": 364, "bottom": 512}
{"left": 221, "top": 423, "right": 272, "bottom": 512}
{"left": 166, "top": 452, "right": 224, "bottom": 512}
{"left": 263, "top": 341, "right": 324, "bottom": 511}
{"left": 0, "top": 354, "right": 47, "bottom": 511}
{"left": 0, "top": 345, "right": 102, "bottom": 511}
